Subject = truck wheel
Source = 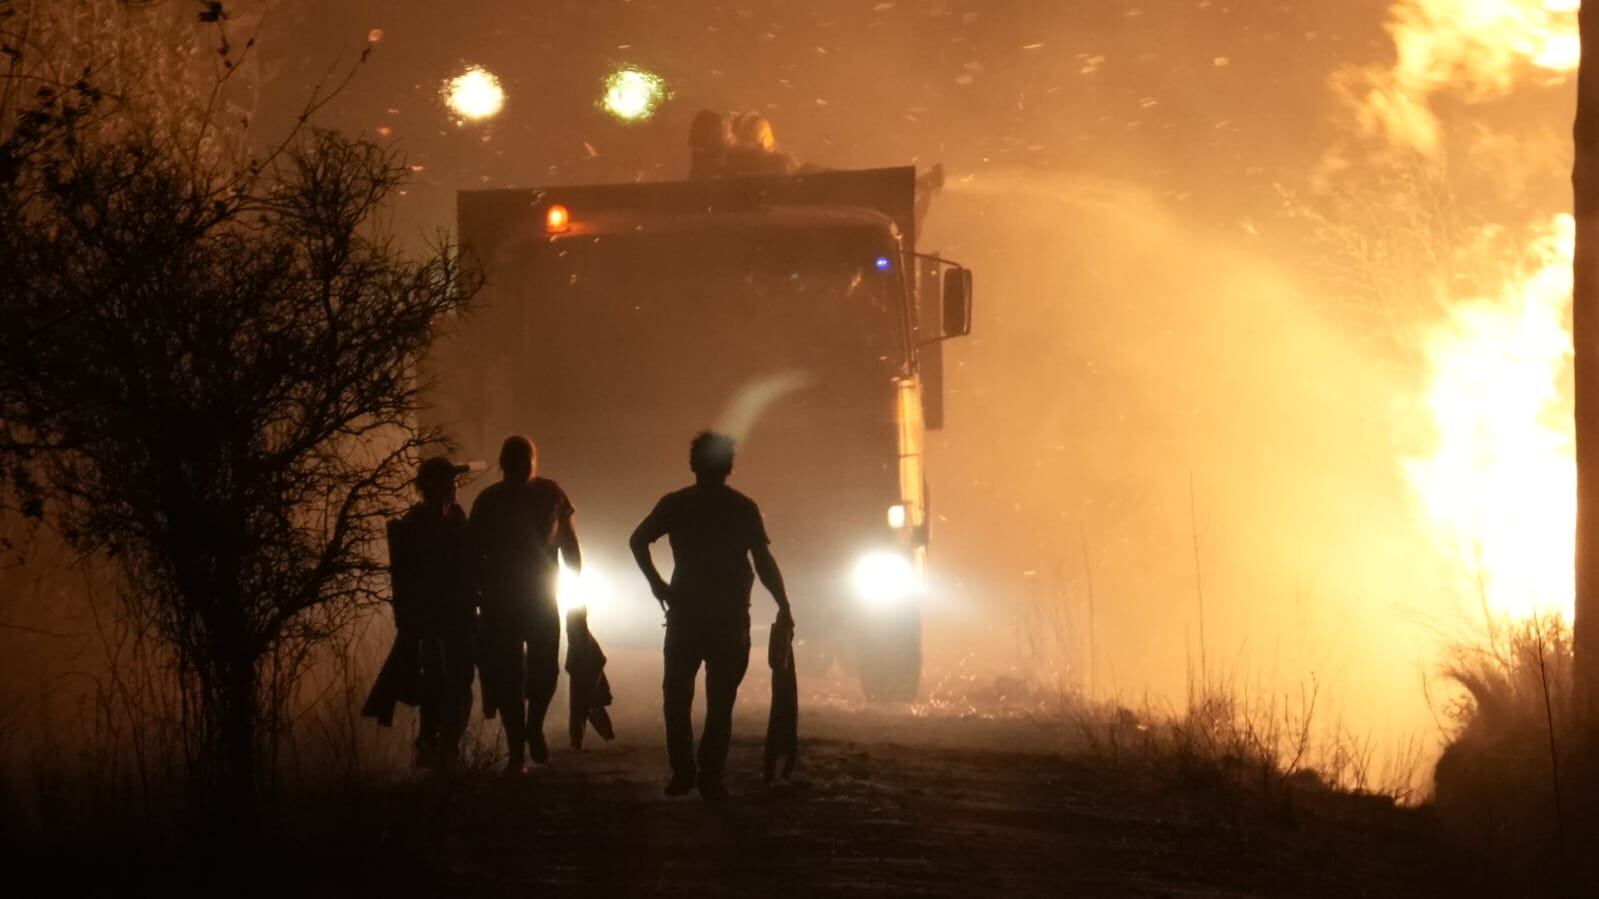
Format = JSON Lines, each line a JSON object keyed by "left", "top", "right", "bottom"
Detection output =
{"left": 857, "top": 606, "right": 922, "bottom": 702}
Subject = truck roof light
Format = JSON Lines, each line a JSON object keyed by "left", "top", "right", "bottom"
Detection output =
{"left": 546, "top": 204, "right": 570, "bottom": 233}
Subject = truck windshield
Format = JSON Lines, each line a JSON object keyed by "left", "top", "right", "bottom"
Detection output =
{"left": 534, "top": 226, "right": 907, "bottom": 380}
{"left": 462, "top": 218, "right": 911, "bottom": 592}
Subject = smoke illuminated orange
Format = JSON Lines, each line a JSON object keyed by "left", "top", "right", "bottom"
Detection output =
{"left": 1349, "top": 0, "right": 1578, "bottom": 156}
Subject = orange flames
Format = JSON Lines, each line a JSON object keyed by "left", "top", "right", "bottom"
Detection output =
{"left": 1348, "top": 2, "right": 1579, "bottom": 622}
{"left": 1405, "top": 216, "right": 1575, "bottom": 621}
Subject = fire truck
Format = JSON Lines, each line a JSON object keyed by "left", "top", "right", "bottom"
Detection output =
{"left": 441, "top": 166, "right": 971, "bottom": 699}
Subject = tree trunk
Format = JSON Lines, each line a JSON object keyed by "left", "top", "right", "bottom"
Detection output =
{"left": 202, "top": 649, "right": 260, "bottom": 828}
{"left": 1574, "top": 1, "right": 1599, "bottom": 730}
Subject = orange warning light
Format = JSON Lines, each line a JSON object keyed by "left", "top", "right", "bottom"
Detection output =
{"left": 545, "top": 204, "right": 570, "bottom": 233}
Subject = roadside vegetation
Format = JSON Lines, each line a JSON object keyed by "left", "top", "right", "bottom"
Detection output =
{"left": 0, "top": 0, "right": 476, "bottom": 823}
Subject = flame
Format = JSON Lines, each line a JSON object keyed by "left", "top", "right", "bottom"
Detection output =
{"left": 1404, "top": 215, "right": 1575, "bottom": 621}
{"left": 1347, "top": 3, "right": 1582, "bottom": 623}
{"left": 1345, "top": 0, "right": 1578, "bottom": 156}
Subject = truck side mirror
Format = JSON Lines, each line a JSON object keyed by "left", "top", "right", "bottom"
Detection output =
{"left": 941, "top": 267, "right": 972, "bottom": 338}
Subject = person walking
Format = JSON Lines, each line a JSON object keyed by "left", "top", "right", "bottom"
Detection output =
{"left": 362, "top": 456, "right": 476, "bottom": 771}
{"left": 630, "top": 431, "right": 793, "bottom": 800}
{"left": 469, "top": 435, "right": 581, "bottom": 773}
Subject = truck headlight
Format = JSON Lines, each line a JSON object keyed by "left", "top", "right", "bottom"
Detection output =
{"left": 852, "top": 551, "right": 916, "bottom": 608}
{"left": 558, "top": 564, "right": 610, "bottom": 614}
{"left": 887, "top": 503, "right": 909, "bottom": 529}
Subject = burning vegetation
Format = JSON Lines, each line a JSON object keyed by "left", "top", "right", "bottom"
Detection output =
{"left": 1405, "top": 214, "right": 1575, "bottom": 622}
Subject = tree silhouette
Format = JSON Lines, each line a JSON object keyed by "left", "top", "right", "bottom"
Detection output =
{"left": 1576, "top": 3, "right": 1599, "bottom": 736}
{"left": 0, "top": 75, "right": 478, "bottom": 819}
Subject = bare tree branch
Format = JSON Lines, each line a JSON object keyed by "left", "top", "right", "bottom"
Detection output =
{"left": 0, "top": 60, "right": 479, "bottom": 816}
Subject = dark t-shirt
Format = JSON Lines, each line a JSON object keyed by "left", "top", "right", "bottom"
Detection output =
{"left": 635, "top": 483, "right": 769, "bottom": 622}
{"left": 468, "top": 477, "right": 574, "bottom": 612}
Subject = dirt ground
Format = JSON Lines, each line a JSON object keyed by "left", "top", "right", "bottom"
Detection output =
{"left": 9, "top": 631, "right": 1507, "bottom": 899}
{"left": 46, "top": 707, "right": 1482, "bottom": 899}
{"left": 13, "top": 644, "right": 1499, "bottom": 897}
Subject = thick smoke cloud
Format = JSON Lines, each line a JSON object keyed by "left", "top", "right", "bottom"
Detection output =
{"left": 920, "top": 170, "right": 1458, "bottom": 744}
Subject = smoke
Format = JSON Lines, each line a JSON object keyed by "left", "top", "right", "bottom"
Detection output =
{"left": 885, "top": 0, "right": 1584, "bottom": 766}
{"left": 716, "top": 370, "right": 816, "bottom": 444}
{"left": 1335, "top": 0, "right": 1577, "bottom": 157}
{"left": 918, "top": 169, "right": 1457, "bottom": 744}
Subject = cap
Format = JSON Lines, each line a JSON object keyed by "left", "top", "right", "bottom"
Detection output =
{"left": 417, "top": 456, "right": 470, "bottom": 485}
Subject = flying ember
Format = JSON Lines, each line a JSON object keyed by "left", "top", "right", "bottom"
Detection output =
{"left": 444, "top": 66, "right": 505, "bottom": 121}
{"left": 600, "top": 66, "right": 667, "bottom": 122}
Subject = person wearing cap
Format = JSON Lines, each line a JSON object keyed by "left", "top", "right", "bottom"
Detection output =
{"left": 630, "top": 430, "right": 793, "bottom": 801}
{"left": 362, "top": 455, "right": 476, "bottom": 770}
{"left": 687, "top": 109, "right": 733, "bottom": 179}
{"left": 468, "top": 435, "right": 581, "bottom": 773}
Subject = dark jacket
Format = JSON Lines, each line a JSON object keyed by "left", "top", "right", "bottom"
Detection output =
{"left": 764, "top": 616, "right": 798, "bottom": 782}
{"left": 362, "top": 502, "right": 472, "bottom": 726}
{"left": 564, "top": 606, "right": 615, "bottom": 748}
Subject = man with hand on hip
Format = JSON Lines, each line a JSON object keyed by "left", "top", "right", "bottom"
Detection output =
{"left": 630, "top": 431, "right": 793, "bottom": 801}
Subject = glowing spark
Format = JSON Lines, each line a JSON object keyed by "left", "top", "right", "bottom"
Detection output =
{"left": 1404, "top": 215, "right": 1575, "bottom": 622}
{"left": 444, "top": 66, "right": 505, "bottom": 122}
{"left": 600, "top": 66, "right": 668, "bottom": 123}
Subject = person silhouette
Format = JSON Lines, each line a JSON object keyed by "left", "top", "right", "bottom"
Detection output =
{"left": 722, "top": 112, "right": 798, "bottom": 177}
{"left": 469, "top": 435, "right": 581, "bottom": 774}
{"left": 688, "top": 109, "right": 733, "bottom": 179}
{"left": 630, "top": 431, "right": 793, "bottom": 801}
{"left": 362, "top": 456, "right": 475, "bottom": 771}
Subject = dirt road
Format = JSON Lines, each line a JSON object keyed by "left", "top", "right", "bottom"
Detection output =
{"left": 274, "top": 710, "right": 1483, "bottom": 899}
{"left": 20, "top": 641, "right": 1493, "bottom": 899}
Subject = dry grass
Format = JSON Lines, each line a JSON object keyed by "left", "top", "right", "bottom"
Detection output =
{"left": 3, "top": 567, "right": 1578, "bottom": 893}
{"left": 0, "top": 604, "right": 482, "bottom": 842}
{"left": 1429, "top": 614, "right": 1597, "bottom": 887}
{"left": 1010, "top": 556, "right": 1424, "bottom": 812}
{"left": 1063, "top": 671, "right": 1425, "bottom": 819}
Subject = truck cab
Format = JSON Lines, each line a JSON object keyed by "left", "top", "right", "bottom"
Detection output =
{"left": 442, "top": 166, "right": 971, "bottom": 699}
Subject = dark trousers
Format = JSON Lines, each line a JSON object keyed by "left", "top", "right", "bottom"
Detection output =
{"left": 481, "top": 604, "right": 560, "bottom": 763}
{"left": 663, "top": 617, "right": 750, "bottom": 781}
{"left": 417, "top": 628, "right": 474, "bottom": 764}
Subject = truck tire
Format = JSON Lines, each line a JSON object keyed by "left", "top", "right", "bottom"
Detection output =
{"left": 857, "top": 605, "right": 922, "bottom": 702}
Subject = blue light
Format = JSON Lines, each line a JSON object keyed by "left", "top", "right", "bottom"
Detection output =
{"left": 874, "top": 256, "right": 892, "bottom": 272}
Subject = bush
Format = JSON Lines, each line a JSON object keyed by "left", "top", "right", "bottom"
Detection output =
{"left": 1432, "top": 615, "right": 1591, "bottom": 883}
